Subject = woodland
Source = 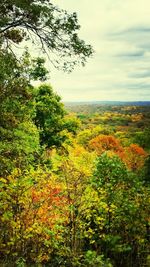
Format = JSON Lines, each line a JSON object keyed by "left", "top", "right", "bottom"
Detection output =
{"left": 0, "top": 1, "right": 150, "bottom": 267}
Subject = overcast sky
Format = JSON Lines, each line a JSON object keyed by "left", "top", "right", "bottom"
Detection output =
{"left": 48, "top": 0, "right": 150, "bottom": 101}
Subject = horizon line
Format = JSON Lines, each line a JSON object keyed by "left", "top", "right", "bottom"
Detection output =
{"left": 63, "top": 100, "right": 150, "bottom": 103}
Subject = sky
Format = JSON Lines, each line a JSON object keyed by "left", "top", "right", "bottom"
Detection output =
{"left": 45, "top": 0, "right": 150, "bottom": 101}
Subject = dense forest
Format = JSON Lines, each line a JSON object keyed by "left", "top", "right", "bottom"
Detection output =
{"left": 0, "top": 1, "right": 150, "bottom": 267}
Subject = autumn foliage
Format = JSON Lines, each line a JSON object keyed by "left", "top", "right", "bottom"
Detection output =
{"left": 0, "top": 30, "right": 150, "bottom": 266}
{"left": 89, "top": 134, "right": 123, "bottom": 155}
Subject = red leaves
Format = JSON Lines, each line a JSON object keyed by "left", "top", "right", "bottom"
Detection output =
{"left": 31, "top": 183, "right": 67, "bottom": 227}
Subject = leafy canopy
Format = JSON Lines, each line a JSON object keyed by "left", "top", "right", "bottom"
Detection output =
{"left": 34, "top": 84, "right": 66, "bottom": 148}
{"left": 0, "top": 0, "right": 93, "bottom": 71}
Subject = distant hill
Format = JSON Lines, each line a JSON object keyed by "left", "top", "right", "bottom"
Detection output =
{"left": 64, "top": 101, "right": 150, "bottom": 106}
{"left": 64, "top": 101, "right": 150, "bottom": 114}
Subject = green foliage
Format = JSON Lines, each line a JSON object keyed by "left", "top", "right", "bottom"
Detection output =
{"left": 34, "top": 84, "right": 66, "bottom": 148}
{"left": 93, "top": 153, "right": 128, "bottom": 187}
{"left": 63, "top": 114, "right": 81, "bottom": 135}
{"left": 79, "top": 152, "right": 150, "bottom": 267}
{"left": 0, "top": 121, "right": 40, "bottom": 175}
{"left": 77, "top": 125, "right": 109, "bottom": 146}
{"left": 141, "top": 155, "right": 150, "bottom": 185}
{"left": 132, "top": 128, "right": 150, "bottom": 151}
{"left": 0, "top": 50, "right": 47, "bottom": 175}
{"left": 84, "top": 250, "right": 112, "bottom": 267}
{"left": 0, "top": 0, "right": 93, "bottom": 71}
{"left": 0, "top": 169, "right": 67, "bottom": 265}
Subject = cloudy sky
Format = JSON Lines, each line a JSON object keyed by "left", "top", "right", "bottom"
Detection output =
{"left": 49, "top": 0, "right": 150, "bottom": 101}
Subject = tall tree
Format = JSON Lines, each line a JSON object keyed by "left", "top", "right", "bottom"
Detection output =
{"left": 0, "top": 0, "right": 93, "bottom": 71}
{"left": 0, "top": 50, "right": 48, "bottom": 175}
{"left": 34, "top": 83, "right": 66, "bottom": 148}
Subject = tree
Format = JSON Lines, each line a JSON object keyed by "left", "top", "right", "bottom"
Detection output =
{"left": 0, "top": 168, "right": 68, "bottom": 265}
{"left": 132, "top": 128, "right": 150, "bottom": 151}
{"left": 88, "top": 135, "right": 123, "bottom": 156}
{"left": 77, "top": 125, "right": 108, "bottom": 147}
{"left": 0, "top": 50, "right": 45, "bottom": 176}
{"left": 0, "top": 0, "right": 93, "bottom": 72}
{"left": 124, "top": 144, "right": 147, "bottom": 172}
{"left": 50, "top": 143, "right": 96, "bottom": 261}
{"left": 34, "top": 84, "right": 66, "bottom": 148}
{"left": 62, "top": 113, "right": 81, "bottom": 135}
{"left": 79, "top": 152, "right": 150, "bottom": 267}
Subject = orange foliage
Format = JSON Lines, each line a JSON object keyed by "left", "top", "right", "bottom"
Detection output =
{"left": 31, "top": 184, "right": 67, "bottom": 227}
{"left": 127, "top": 144, "right": 147, "bottom": 156}
{"left": 123, "top": 144, "right": 147, "bottom": 171}
{"left": 89, "top": 135, "right": 147, "bottom": 172}
{"left": 89, "top": 135, "right": 123, "bottom": 155}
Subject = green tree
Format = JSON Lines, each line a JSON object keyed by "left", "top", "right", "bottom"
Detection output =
{"left": 63, "top": 114, "right": 81, "bottom": 135}
{"left": 0, "top": 0, "right": 93, "bottom": 72}
{"left": 34, "top": 84, "right": 66, "bottom": 148}
{"left": 50, "top": 143, "right": 96, "bottom": 264}
{"left": 132, "top": 128, "right": 150, "bottom": 151}
{"left": 79, "top": 152, "right": 150, "bottom": 267}
{"left": 0, "top": 50, "right": 48, "bottom": 176}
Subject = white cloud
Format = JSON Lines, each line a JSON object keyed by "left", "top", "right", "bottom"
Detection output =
{"left": 48, "top": 0, "right": 150, "bottom": 101}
